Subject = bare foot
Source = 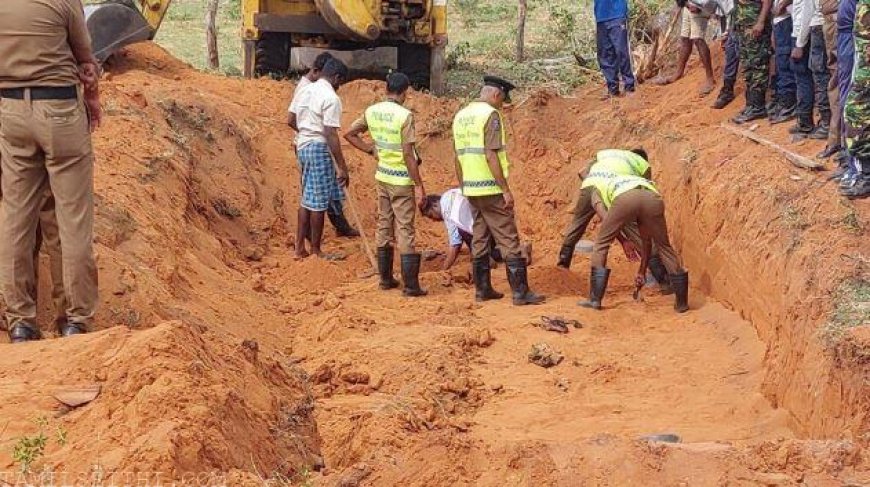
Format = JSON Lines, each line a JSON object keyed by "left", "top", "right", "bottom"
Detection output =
{"left": 652, "top": 74, "right": 680, "bottom": 86}
{"left": 294, "top": 249, "right": 310, "bottom": 260}
{"left": 699, "top": 79, "right": 715, "bottom": 96}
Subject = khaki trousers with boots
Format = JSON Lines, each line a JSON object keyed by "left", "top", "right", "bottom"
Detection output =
{"left": 376, "top": 182, "right": 416, "bottom": 254}
{"left": 0, "top": 95, "right": 97, "bottom": 331}
{"left": 823, "top": 13, "right": 842, "bottom": 146}
{"left": 468, "top": 194, "right": 523, "bottom": 260}
{"left": 591, "top": 189, "right": 683, "bottom": 273}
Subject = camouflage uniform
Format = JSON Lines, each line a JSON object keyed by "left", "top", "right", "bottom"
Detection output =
{"left": 842, "top": 0, "right": 870, "bottom": 196}
{"left": 734, "top": 0, "right": 773, "bottom": 113}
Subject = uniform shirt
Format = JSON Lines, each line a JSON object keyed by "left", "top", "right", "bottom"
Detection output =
{"left": 348, "top": 108, "right": 417, "bottom": 145}
{"left": 594, "top": 0, "right": 629, "bottom": 23}
{"left": 483, "top": 112, "right": 504, "bottom": 151}
{"left": 288, "top": 79, "right": 342, "bottom": 148}
{"left": 794, "top": 0, "right": 824, "bottom": 47}
{"left": 0, "top": 0, "right": 92, "bottom": 88}
{"left": 440, "top": 188, "right": 474, "bottom": 246}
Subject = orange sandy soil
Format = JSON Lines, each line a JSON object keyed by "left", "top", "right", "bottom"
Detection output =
{"left": 0, "top": 43, "right": 867, "bottom": 486}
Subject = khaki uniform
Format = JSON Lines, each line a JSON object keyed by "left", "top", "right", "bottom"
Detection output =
{"left": 0, "top": 0, "right": 98, "bottom": 331}
{"left": 590, "top": 188, "right": 684, "bottom": 273}
{"left": 822, "top": 1, "right": 842, "bottom": 146}
{"left": 349, "top": 110, "right": 418, "bottom": 254}
{"left": 467, "top": 112, "right": 522, "bottom": 260}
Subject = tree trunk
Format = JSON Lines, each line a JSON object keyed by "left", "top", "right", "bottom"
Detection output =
{"left": 206, "top": 0, "right": 220, "bottom": 70}
{"left": 516, "top": 0, "right": 527, "bottom": 62}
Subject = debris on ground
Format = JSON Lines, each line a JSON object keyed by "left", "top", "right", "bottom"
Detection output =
{"left": 528, "top": 343, "right": 564, "bottom": 368}
{"left": 641, "top": 433, "right": 682, "bottom": 443}
{"left": 535, "top": 316, "right": 582, "bottom": 333}
{"left": 53, "top": 384, "right": 101, "bottom": 408}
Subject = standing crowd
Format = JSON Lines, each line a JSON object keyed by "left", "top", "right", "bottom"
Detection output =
{"left": 593, "top": 0, "right": 870, "bottom": 199}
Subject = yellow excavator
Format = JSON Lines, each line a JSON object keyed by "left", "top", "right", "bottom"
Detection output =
{"left": 85, "top": 0, "right": 448, "bottom": 94}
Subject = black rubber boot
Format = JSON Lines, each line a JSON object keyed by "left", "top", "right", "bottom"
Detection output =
{"left": 473, "top": 257, "right": 504, "bottom": 302}
{"left": 817, "top": 144, "right": 842, "bottom": 159}
{"left": 377, "top": 246, "right": 400, "bottom": 290}
{"left": 578, "top": 267, "right": 610, "bottom": 310}
{"left": 809, "top": 119, "right": 830, "bottom": 140}
{"left": 788, "top": 113, "right": 815, "bottom": 135}
{"left": 712, "top": 86, "right": 735, "bottom": 109}
{"left": 9, "top": 322, "right": 41, "bottom": 343}
{"left": 671, "top": 271, "right": 690, "bottom": 313}
{"left": 401, "top": 253, "right": 427, "bottom": 297}
{"left": 732, "top": 90, "right": 767, "bottom": 124}
{"left": 505, "top": 258, "right": 545, "bottom": 306}
{"left": 60, "top": 322, "right": 86, "bottom": 337}
{"left": 769, "top": 95, "right": 796, "bottom": 124}
{"left": 647, "top": 255, "right": 674, "bottom": 295}
{"left": 556, "top": 244, "right": 574, "bottom": 269}
{"left": 327, "top": 209, "right": 360, "bottom": 238}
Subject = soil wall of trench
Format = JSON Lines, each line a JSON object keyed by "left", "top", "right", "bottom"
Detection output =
{"left": 507, "top": 88, "right": 869, "bottom": 439}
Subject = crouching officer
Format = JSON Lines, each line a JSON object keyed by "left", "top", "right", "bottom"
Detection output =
{"left": 453, "top": 76, "right": 545, "bottom": 306}
{"left": 557, "top": 148, "right": 673, "bottom": 295}
{"left": 0, "top": 0, "right": 101, "bottom": 342}
{"left": 345, "top": 72, "right": 427, "bottom": 296}
{"left": 581, "top": 174, "right": 689, "bottom": 313}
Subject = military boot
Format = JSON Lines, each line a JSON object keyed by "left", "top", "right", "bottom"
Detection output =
{"left": 712, "top": 84, "right": 735, "bottom": 109}
{"left": 732, "top": 89, "right": 767, "bottom": 124}
{"left": 769, "top": 94, "right": 796, "bottom": 124}
{"left": 670, "top": 271, "right": 690, "bottom": 313}
{"left": 788, "top": 113, "right": 815, "bottom": 135}
{"left": 647, "top": 255, "right": 674, "bottom": 295}
{"left": 9, "top": 322, "right": 41, "bottom": 344}
{"left": 505, "top": 257, "right": 545, "bottom": 306}
{"left": 473, "top": 257, "right": 504, "bottom": 301}
{"left": 578, "top": 267, "right": 610, "bottom": 310}
{"left": 556, "top": 244, "right": 574, "bottom": 269}
{"left": 809, "top": 118, "right": 830, "bottom": 140}
{"left": 400, "top": 253, "right": 427, "bottom": 297}
{"left": 377, "top": 246, "right": 400, "bottom": 290}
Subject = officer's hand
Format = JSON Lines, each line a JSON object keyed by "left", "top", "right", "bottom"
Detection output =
{"left": 502, "top": 191, "right": 514, "bottom": 210}
{"left": 84, "top": 92, "right": 102, "bottom": 132}
{"left": 336, "top": 168, "right": 349, "bottom": 187}
{"left": 414, "top": 186, "right": 426, "bottom": 211}
{"left": 78, "top": 62, "right": 100, "bottom": 92}
{"left": 621, "top": 240, "right": 641, "bottom": 262}
{"left": 750, "top": 23, "right": 764, "bottom": 40}
{"left": 635, "top": 273, "right": 646, "bottom": 289}
{"left": 791, "top": 46, "right": 804, "bottom": 60}
{"left": 720, "top": 31, "right": 729, "bottom": 48}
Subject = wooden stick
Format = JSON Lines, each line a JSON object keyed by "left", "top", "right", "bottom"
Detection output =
{"left": 719, "top": 123, "right": 824, "bottom": 170}
{"left": 343, "top": 189, "right": 378, "bottom": 272}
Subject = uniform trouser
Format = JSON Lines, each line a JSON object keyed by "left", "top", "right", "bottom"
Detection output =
{"left": 561, "top": 186, "right": 651, "bottom": 254}
{"left": 823, "top": 14, "right": 843, "bottom": 144}
{"left": 790, "top": 38, "right": 815, "bottom": 116}
{"left": 810, "top": 26, "right": 833, "bottom": 122}
{"left": 0, "top": 95, "right": 98, "bottom": 330}
{"left": 596, "top": 17, "right": 636, "bottom": 94}
{"left": 590, "top": 189, "right": 683, "bottom": 274}
{"left": 375, "top": 181, "right": 416, "bottom": 254}
{"left": 34, "top": 192, "right": 67, "bottom": 323}
{"left": 467, "top": 194, "right": 523, "bottom": 260}
{"left": 773, "top": 19, "right": 797, "bottom": 100}
{"left": 723, "top": 31, "right": 741, "bottom": 91}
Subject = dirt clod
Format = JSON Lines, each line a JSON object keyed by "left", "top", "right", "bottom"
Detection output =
{"left": 528, "top": 343, "right": 564, "bottom": 368}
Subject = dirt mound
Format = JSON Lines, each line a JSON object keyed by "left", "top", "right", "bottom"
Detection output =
{"left": 2, "top": 42, "right": 866, "bottom": 484}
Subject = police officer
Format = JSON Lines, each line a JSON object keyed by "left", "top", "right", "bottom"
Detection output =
{"left": 581, "top": 173, "right": 690, "bottom": 313}
{"left": 453, "top": 76, "right": 545, "bottom": 306}
{"left": 733, "top": 0, "right": 775, "bottom": 123}
{"left": 0, "top": 0, "right": 101, "bottom": 342}
{"left": 557, "top": 148, "right": 673, "bottom": 295}
{"left": 344, "top": 72, "right": 428, "bottom": 296}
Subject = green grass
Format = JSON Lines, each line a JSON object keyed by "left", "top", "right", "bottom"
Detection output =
{"left": 822, "top": 279, "right": 870, "bottom": 348}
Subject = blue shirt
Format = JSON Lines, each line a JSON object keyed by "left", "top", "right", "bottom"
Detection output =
{"left": 594, "top": 0, "right": 629, "bottom": 23}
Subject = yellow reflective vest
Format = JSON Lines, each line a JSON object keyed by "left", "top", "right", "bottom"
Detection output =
{"left": 597, "top": 174, "right": 659, "bottom": 209}
{"left": 581, "top": 149, "right": 651, "bottom": 192}
{"left": 453, "top": 101, "right": 509, "bottom": 197}
{"left": 366, "top": 100, "right": 414, "bottom": 186}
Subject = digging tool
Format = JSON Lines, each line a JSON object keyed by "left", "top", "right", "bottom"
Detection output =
{"left": 343, "top": 189, "right": 378, "bottom": 277}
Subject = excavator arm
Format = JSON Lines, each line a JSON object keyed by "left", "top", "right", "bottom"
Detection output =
{"left": 85, "top": 0, "right": 173, "bottom": 62}
{"left": 314, "top": 0, "right": 380, "bottom": 41}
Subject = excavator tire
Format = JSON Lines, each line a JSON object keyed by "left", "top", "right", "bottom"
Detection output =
{"left": 398, "top": 44, "right": 431, "bottom": 90}
{"left": 254, "top": 32, "right": 291, "bottom": 79}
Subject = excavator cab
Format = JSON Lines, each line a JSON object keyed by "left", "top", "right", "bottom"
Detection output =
{"left": 84, "top": 0, "right": 172, "bottom": 62}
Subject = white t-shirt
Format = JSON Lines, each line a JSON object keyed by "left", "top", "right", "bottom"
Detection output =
{"left": 793, "top": 0, "right": 823, "bottom": 47}
{"left": 294, "top": 76, "right": 312, "bottom": 98}
{"left": 440, "top": 188, "right": 475, "bottom": 246}
{"left": 773, "top": 0, "right": 793, "bottom": 25}
{"left": 288, "top": 78, "right": 342, "bottom": 148}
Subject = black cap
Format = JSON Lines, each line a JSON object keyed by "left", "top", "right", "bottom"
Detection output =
{"left": 484, "top": 75, "right": 516, "bottom": 103}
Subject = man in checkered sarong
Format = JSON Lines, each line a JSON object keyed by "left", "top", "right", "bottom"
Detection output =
{"left": 288, "top": 58, "right": 352, "bottom": 258}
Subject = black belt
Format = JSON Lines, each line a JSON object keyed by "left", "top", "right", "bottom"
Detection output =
{"left": 0, "top": 86, "right": 78, "bottom": 100}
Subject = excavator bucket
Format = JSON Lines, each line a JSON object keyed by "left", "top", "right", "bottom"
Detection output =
{"left": 85, "top": 0, "right": 155, "bottom": 63}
